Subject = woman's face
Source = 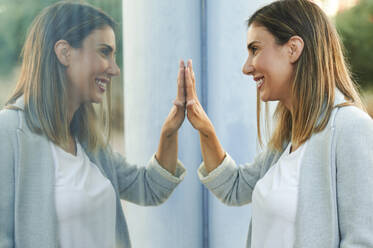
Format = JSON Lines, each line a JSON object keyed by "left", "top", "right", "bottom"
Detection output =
{"left": 66, "top": 25, "right": 120, "bottom": 105}
{"left": 242, "top": 24, "right": 294, "bottom": 108}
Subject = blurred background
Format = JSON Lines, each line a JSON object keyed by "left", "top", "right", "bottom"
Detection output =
{"left": 317, "top": 0, "right": 373, "bottom": 115}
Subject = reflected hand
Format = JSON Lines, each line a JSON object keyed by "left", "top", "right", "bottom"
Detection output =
{"left": 161, "top": 60, "right": 186, "bottom": 137}
{"left": 185, "top": 60, "right": 214, "bottom": 137}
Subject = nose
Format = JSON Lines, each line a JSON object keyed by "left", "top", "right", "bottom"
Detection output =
{"left": 108, "top": 58, "right": 120, "bottom": 77}
{"left": 242, "top": 57, "right": 254, "bottom": 75}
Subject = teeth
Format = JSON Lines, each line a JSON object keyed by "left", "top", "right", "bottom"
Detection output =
{"left": 256, "top": 78, "right": 264, "bottom": 88}
{"left": 96, "top": 79, "right": 106, "bottom": 90}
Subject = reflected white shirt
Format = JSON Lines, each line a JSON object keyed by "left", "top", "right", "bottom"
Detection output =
{"left": 50, "top": 141, "right": 116, "bottom": 248}
{"left": 251, "top": 141, "right": 308, "bottom": 248}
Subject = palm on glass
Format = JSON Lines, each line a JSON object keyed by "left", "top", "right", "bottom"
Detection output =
{"left": 184, "top": 59, "right": 225, "bottom": 172}
{"left": 161, "top": 60, "right": 187, "bottom": 137}
{"left": 185, "top": 60, "right": 213, "bottom": 137}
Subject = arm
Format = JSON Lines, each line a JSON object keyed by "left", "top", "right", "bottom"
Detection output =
{"left": 108, "top": 61, "right": 187, "bottom": 206}
{"left": 335, "top": 107, "right": 373, "bottom": 247}
{"left": 184, "top": 60, "right": 225, "bottom": 172}
{"left": 198, "top": 151, "right": 269, "bottom": 206}
{"left": 109, "top": 149, "right": 185, "bottom": 206}
{"left": 0, "top": 113, "right": 15, "bottom": 247}
{"left": 155, "top": 60, "right": 186, "bottom": 175}
{"left": 184, "top": 59, "right": 269, "bottom": 205}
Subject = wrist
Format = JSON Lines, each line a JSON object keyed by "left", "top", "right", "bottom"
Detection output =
{"left": 161, "top": 127, "right": 178, "bottom": 139}
{"left": 199, "top": 123, "right": 215, "bottom": 138}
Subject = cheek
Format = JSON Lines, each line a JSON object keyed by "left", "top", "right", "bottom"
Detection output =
{"left": 254, "top": 48, "right": 274, "bottom": 70}
{"left": 66, "top": 63, "right": 92, "bottom": 92}
{"left": 261, "top": 52, "right": 292, "bottom": 84}
{"left": 79, "top": 59, "right": 102, "bottom": 86}
{"left": 81, "top": 55, "right": 97, "bottom": 72}
{"left": 254, "top": 52, "right": 277, "bottom": 81}
{"left": 90, "top": 56, "right": 107, "bottom": 76}
{"left": 66, "top": 66, "right": 81, "bottom": 87}
{"left": 256, "top": 57, "right": 271, "bottom": 74}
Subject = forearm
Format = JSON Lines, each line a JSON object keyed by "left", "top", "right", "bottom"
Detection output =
{"left": 156, "top": 131, "right": 178, "bottom": 175}
{"left": 199, "top": 127, "right": 225, "bottom": 173}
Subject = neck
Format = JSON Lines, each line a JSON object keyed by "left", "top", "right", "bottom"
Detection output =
{"left": 282, "top": 97, "right": 296, "bottom": 145}
{"left": 282, "top": 98, "right": 295, "bottom": 117}
{"left": 68, "top": 99, "right": 81, "bottom": 126}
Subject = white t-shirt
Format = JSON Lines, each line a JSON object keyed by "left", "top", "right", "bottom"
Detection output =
{"left": 50, "top": 141, "right": 117, "bottom": 248}
{"left": 251, "top": 141, "right": 308, "bottom": 248}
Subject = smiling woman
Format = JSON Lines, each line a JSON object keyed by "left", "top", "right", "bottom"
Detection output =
{"left": 6, "top": 1, "right": 119, "bottom": 152}
{"left": 182, "top": 0, "right": 373, "bottom": 247}
{"left": 242, "top": 25, "right": 299, "bottom": 107}
{"left": 56, "top": 27, "right": 120, "bottom": 105}
{"left": 0, "top": 2, "right": 186, "bottom": 248}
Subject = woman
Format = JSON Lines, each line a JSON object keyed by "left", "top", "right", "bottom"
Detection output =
{"left": 0, "top": 2, "right": 186, "bottom": 247}
{"left": 184, "top": 0, "right": 373, "bottom": 247}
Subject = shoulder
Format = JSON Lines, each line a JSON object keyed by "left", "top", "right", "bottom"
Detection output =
{"left": 0, "top": 109, "right": 20, "bottom": 158}
{"left": 0, "top": 108, "right": 21, "bottom": 133}
{"left": 333, "top": 106, "right": 373, "bottom": 154}
{"left": 334, "top": 105, "right": 373, "bottom": 135}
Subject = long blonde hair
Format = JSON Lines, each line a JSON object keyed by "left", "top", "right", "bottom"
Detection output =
{"left": 6, "top": 2, "right": 117, "bottom": 152}
{"left": 248, "top": 0, "right": 366, "bottom": 151}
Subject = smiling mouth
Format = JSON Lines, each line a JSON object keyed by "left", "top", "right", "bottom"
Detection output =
{"left": 255, "top": 77, "right": 264, "bottom": 89}
{"left": 95, "top": 79, "right": 107, "bottom": 92}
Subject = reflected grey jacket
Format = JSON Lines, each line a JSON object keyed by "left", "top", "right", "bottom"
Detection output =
{"left": 0, "top": 97, "right": 185, "bottom": 248}
{"left": 199, "top": 91, "right": 373, "bottom": 248}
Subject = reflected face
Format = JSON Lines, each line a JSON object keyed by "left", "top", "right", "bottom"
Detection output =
{"left": 242, "top": 24, "right": 294, "bottom": 107}
{"left": 66, "top": 25, "right": 120, "bottom": 104}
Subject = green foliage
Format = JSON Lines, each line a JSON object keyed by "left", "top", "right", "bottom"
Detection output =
{"left": 335, "top": 0, "right": 373, "bottom": 89}
{"left": 0, "top": 0, "right": 122, "bottom": 77}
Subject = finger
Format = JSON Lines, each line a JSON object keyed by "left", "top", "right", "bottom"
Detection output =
{"left": 187, "top": 59, "right": 194, "bottom": 76}
{"left": 187, "top": 59, "right": 193, "bottom": 69}
{"left": 185, "top": 66, "right": 197, "bottom": 102}
{"left": 176, "top": 60, "right": 186, "bottom": 103}
{"left": 191, "top": 68, "right": 196, "bottom": 92}
{"left": 187, "top": 59, "right": 197, "bottom": 96}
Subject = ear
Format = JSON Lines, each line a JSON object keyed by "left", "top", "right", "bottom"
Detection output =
{"left": 287, "top": 36, "right": 304, "bottom": 63}
{"left": 54, "top": 40, "right": 71, "bottom": 66}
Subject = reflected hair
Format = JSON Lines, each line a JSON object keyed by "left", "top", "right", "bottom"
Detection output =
{"left": 248, "top": 0, "right": 366, "bottom": 151}
{"left": 6, "top": 1, "right": 117, "bottom": 152}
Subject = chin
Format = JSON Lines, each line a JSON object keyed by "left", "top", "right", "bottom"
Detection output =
{"left": 259, "top": 93, "right": 269, "bottom": 102}
{"left": 259, "top": 91, "right": 277, "bottom": 103}
{"left": 90, "top": 96, "right": 103, "bottom": 104}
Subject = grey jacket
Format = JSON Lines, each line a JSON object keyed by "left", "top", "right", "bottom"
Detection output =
{"left": 198, "top": 91, "right": 373, "bottom": 248}
{"left": 0, "top": 97, "right": 185, "bottom": 248}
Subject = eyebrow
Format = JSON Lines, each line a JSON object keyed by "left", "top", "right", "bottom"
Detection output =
{"left": 247, "top": 41, "right": 260, "bottom": 51}
{"left": 99, "top": 44, "right": 116, "bottom": 53}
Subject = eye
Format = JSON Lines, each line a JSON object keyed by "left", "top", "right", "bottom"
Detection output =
{"left": 101, "top": 48, "right": 111, "bottom": 56}
{"left": 250, "top": 46, "right": 258, "bottom": 55}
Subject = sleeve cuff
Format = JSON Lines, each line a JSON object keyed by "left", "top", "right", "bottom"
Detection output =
{"left": 147, "top": 153, "right": 186, "bottom": 189}
{"left": 197, "top": 152, "right": 237, "bottom": 188}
